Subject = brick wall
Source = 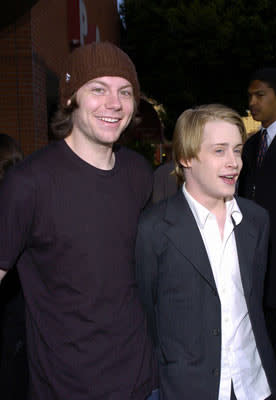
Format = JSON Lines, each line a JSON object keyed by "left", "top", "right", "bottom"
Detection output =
{"left": 0, "top": 13, "right": 35, "bottom": 154}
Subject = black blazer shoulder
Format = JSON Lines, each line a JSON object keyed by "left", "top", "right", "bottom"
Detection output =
{"left": 236, "top": 196, "right": 269, "bottom": 222}
{"left": 141, "top": 191, "right": 269, "bottom": 229}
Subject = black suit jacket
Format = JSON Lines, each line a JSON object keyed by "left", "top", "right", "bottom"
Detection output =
{"left": 238, "top": 131, "right": 276, "bottom": 340}
{"left": 136, "top": 191, "right": 276, "bottom": 399}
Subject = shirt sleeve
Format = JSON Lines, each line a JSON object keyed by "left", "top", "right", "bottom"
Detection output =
{"left": 0, "top": 167, "right": 36, "bottom": 270}
{"left": 142, "top": 163, "right": 154, "bottom": 209}
{"left": 135, "top": 155, "right": 154, "bottom": 209}
{"left": 135, "top": 213, "right": 158, "bottom": 346}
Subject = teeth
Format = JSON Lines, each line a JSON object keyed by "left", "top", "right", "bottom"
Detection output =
{"left": 98, "top": 117, "right": 119, "bottom": 123}
{"left": 225, "top": 176, "right": 234, "bottom": 179}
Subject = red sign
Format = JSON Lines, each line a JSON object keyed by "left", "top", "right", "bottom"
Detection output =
{"left": 67, "top": 0, "right": 98, "bottom": 47}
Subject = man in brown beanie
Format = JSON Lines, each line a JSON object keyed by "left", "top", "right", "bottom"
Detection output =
{"left": 0, "top": 42, "right": 158, "bottom": 400}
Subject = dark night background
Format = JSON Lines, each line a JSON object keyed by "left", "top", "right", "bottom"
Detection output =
{"left": 0, "top": 1, "right": 39, "bottom": 29}
{"left": 119, "top": 0, "right": 276, "bottom": 139}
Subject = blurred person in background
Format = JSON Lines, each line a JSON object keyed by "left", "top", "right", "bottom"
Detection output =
{"left": 0, "top": 133, "right": 27, "bottom": 400}
{"left": 151, "top": 160, "right": 178, "bottom": 204}
{"left": 238, "top": 68, "right": 276, "bottom": 353}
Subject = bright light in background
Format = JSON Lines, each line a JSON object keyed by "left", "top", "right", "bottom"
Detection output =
{"left": 117, "top": 0, "right": 125, "bottom": 27}
{"left": 117, "top": 0, "right": 123, "bottom": 13}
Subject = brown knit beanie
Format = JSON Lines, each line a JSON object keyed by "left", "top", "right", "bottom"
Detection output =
{"left": 59, "top": 41, "right": 140, "bottom": 108}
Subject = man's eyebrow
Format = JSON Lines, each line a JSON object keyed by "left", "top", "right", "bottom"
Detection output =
{"left": 87, "top": 80, "right": 132, "bottom": 89}
{"left": 210, "top": 142, "right": 243, "bottom": 147}
{"left": 88, "top": 80, "right": 107, "bottom": 86}
{"left": 248, "top": 89, "right": 266, "bottom": 95}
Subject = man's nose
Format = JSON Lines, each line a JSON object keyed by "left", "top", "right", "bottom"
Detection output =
{"left": 105, "top": 92, "right": 122, "bottom": 110}
{"left": 226, "top": 151, "right": 239, "bottom": 168}
{"left": 249, "top": 94, "right": 256, "bottom": 107}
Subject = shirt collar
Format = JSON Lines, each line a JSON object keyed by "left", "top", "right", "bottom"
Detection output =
{"left": 182, "top": 183, "right": 242, "bottom": 229}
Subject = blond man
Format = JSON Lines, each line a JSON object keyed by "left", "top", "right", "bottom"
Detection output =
{"left": 136, "top": 104, "right": 276, "bottom": 400}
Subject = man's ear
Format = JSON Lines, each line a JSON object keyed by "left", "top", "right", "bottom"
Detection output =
{"left": 180, "top": 159, "right": 191, "bottom": 168}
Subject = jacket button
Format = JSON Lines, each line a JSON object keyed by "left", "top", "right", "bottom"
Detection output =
{"left": 212, "top": 328, "right": 220, "bottom": 336}
{"left": 252, "top": 185, "right": 256, "bottom": 199}
{"left": 212, "top": 368, "right": 220, "bottom": 377}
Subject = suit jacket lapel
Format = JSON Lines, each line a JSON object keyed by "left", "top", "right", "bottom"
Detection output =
{"left": 164, "top": 191, "right": 217, "bottom": 292}
{"left": 162, "top": 193, "right": 259, "bottom": 298}
{"left": 254, "top": 128, "right": 276, "bottom": 168}
{"left": 264, "top": 132, "right": 276, "bottom": 162}
{"left": 235, "top": 199, "right": 259, "bottom": 298}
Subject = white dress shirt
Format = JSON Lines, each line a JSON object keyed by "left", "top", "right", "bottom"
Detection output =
{"left": 183, "top": 185, "right": 271, "bottom": 400}
{"left": 263, "top": 120, "right": 276, "bottom": 147}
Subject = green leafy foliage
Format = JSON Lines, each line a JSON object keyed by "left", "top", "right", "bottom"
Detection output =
{"left": 120, "top": 0, "right": 276, "bottom": 139}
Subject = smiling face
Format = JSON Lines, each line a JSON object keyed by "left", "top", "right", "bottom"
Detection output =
{"left": 248, "top": 80, "right": 276, "bottom": 128}
{"left": 182, "top": 120, "right": 243, "bottom": 209}
{"left": 69, "top": 76, "right": 135, "bottom": 147}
